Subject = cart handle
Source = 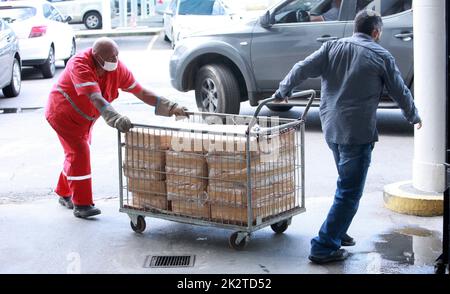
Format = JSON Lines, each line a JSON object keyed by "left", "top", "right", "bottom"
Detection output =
{"left": 247, "top": 90, "right": 316, "bottom": 133}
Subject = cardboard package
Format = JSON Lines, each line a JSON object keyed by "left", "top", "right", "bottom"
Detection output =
{"left": 124, "top": 129, "right": 171, "bottom": 210}
{"left": 210, "top": 193, "right": 296, "bottom": 224}
{"left": 166, "top": 150, "right": 209, "bottom": 217}
{"left": 125, "top": 129, "right": 171, "bottom": 150}
{"left": 171, "top": 198, "right": 211, "bottom": 219}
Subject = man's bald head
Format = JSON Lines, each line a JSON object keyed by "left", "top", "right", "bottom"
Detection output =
{"left": 93, "top": 37, "right": 119, "bottom": 57}
{"left": 92, "top": 37, "right": 119, "bottom": 71}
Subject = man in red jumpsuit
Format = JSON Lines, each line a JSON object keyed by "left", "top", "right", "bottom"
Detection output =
{"left": 45, "top": 37, "right": 188, "bottom": 219}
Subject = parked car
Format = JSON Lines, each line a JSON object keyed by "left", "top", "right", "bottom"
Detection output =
{"left": 0, "top": 18, "right": 21, "bottom": 97}
{"left": 163, "top": 0, "right": 271, "bottom": 48}
{"left": 47, "top": 0, "right": 115, "bottom": 30}
{"left": 170, "top": 0, "right": 414, "bottom": 114}
{"left": 0, "top": 0, "right": 76, "bottom": 78}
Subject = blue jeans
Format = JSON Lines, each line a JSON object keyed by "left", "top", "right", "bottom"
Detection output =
{"left": 310, "top": 142, "right": 374, "bottom": 257}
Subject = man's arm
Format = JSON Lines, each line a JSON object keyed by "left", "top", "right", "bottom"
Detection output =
{"left": 274, "top": 42, "right": 329, "bottom": 98}
{"left": 133, "top": 88, "right": 189, "bottom": 117}
{"left": 89, "top": 92, "right": 131, "bottom": 132}
{"left": 383, "top": 55, "right": 422, "bottom": 127}
{"left": 133, "top": 88, "right": 158, "bottom": 106}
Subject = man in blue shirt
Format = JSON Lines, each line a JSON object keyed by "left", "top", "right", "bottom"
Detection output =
{"left": 273, "top": 10, "right": 422, "bottom": 264}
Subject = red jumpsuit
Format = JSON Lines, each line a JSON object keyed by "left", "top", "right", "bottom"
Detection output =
{"left": 45, "top": 48, "right": 142, "bottom": 206}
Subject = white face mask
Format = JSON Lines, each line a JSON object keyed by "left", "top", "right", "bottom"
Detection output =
{"left": 97, "top": 55, "right": 118, "bottom": 72}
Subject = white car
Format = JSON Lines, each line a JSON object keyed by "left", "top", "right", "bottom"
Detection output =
{"left": 48, "top": 0, "right": 115, "bottom": 30}
{"left": 0, "top": 0, "right": 76, "bottom": 78}
{"left": 163, "top": 0, "right": 277, "bottom": 48}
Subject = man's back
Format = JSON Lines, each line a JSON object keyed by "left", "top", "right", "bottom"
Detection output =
{"left": 318, "top": 33, "right": 417, "bottom": 145}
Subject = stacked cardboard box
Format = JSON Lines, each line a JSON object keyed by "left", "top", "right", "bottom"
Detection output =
{"left": 124, "top": 130, "right": 171, "bottom": 211}
{"left": 207, "top": 130, "right": 297, "bottom": 224}
{"left": 166, "top": 147, "right": 210, "bottom": 219}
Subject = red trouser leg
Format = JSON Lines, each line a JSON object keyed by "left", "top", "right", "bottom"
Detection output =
{"left": 55, "top": 131, "right": 93, "bottom": 206}
{"left": 55, "top": 172, "right": 71, "bottom": 198}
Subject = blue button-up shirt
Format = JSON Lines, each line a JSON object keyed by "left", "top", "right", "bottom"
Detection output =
{"left": 275, "top": 33, "right": 421, "bottom": 145}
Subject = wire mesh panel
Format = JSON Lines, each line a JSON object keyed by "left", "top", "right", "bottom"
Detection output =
{"left": 119, "top": 112, "right": 305, "bottom": 231}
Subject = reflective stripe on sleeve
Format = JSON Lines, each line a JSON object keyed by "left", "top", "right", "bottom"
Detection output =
{"left": 125, "top": 81, "right": 137, "bottom": 91}
{"left": 75, "top": 82, "right": 98, "bottom": 88}
{"left": 57, "top": 86, "right": 96, "bottom": 122}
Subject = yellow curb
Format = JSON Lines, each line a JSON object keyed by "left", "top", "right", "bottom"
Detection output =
{"left": 383, "top": 181, "right": 443, "bottom": 217}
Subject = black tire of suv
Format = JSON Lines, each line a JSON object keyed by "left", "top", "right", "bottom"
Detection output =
{"left": 195, "top": 64, "right": 241, "bottom": 114}
{"left": 64, "top": 39, "right": 76, "bottom": 67}
{"left": 84, "top": 11, "right": 102, "bottom": 30}
{"left": 40, "top": 46, "right": 56, "bottom": 79}
{"left": 267, "top": 104, "right": 294, "bottom": 112}
{"left": 2, "top": 58, "right": 21, "bottom": 98}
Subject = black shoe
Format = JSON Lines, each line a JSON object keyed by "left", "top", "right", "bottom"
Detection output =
{"left": 341, "top": 233, "right": 356, "bottom": 247}
{"left": 308, "top": 249, "right": 349, "bottom": 264}
{"left": 73, "top": 205, "right": 101, "bottom": 218}
{"left": 58, "top": 196, "right": 74, "bottom": 209}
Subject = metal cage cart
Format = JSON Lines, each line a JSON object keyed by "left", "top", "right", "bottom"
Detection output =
{"left": 117, "top": 90, "right": 315, "bottom": 250}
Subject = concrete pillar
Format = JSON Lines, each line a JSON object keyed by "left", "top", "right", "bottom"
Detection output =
{"left": 102, "top": 0, "right": 112, "bottom": 30}
{"left": 140, "top": 0, "right": 148, "bottom": 19}
{"left": 119, "top": 0, "right": 127, "bottom": 27}
{"left": 384, "top": 0, "right": 446, "bottom": 216}
{"left": 412, "top": 0, "right": 447, "bottom": 193}
{"left": 130, "top": 0, "right": 138, "bottom": 27}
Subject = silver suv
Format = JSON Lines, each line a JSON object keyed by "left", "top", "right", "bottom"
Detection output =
{"left": 170, "top": 0, "right": 413, "bottom": 114}
{"left": 47, "top": 0, "right": 115, "bottom": 29}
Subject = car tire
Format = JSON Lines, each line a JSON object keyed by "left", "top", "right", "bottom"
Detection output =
{"left": 84, "top": 11, "right": 102, "bottom": 30}
{"left": 266, "top": 104, "right": 293, "bottom": 112}
{"left": 2, "top": 58, "right": 21, "bottom": 98}
{"left": 64, "top": 39, "right": 76, "bottom": 67}
{"left": 40, "top": 46, "right": 56, "bottom": 79}
{"left": 195, "top": 64, "right": 241, "bottom": 114}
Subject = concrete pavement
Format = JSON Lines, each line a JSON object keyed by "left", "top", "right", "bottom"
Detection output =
{"left": 0, "top": 189, "right": 442, "bottom": 274}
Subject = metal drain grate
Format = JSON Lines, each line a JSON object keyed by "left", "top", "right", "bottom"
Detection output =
{"left": 144, "top": 255, "right": 196, "bottom": 268}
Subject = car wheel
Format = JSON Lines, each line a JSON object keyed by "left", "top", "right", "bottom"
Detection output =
{"left": 64, "top": 39, "right": 76, "bottom": 67}
{"left": 195, "top": 64, "right": 241, "bottom": 114}
{"left": 266, "top": 104, "right": 293, "bottom": 112}
{"left": 40, "top": 46, "right": 56, "bottom": 79}
{"left": 2, "top": 58, "right": 21, "bottom": 98}
{"left": 84, "top": 11, "right": 102, "bottom": 30}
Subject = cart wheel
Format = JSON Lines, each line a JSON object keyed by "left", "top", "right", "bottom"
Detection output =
{"left": 229, "top": 232, "right": 250, "bottom": 250}
{"left": 130, "top": 216, "right": 146, "bottom": 233}
{"left": 271, "top": 220, "right": 289, "bottom": 234}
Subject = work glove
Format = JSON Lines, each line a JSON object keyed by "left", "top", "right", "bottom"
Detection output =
{"left": 155, "top": 96, "right": 189, "bottom": 118}
{"left": 100, "top": 104, "right": 132, "bottom": 133}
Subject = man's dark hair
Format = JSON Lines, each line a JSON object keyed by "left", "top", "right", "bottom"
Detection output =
{"left": 354, "top": 10, "right": 383, "bottom": 35}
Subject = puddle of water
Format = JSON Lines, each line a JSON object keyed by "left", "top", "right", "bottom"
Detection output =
{"left": 374, "top": 226, "right": 442, "bottom": 267}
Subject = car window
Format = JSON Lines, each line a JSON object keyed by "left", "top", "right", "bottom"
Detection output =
{"left": 273, "top": 0, "right": 322, "bottom": 24}
{"left": 0, "top": 6, "right": 37, "bottom": 23}
{"left": 43, "top": 3, "right": 52, "bottom": 18}
{"left": 211, "top": 1, "right": 226, "bottom": 15}
{"left": 361, "top": 0, "right": 412, "bottom": 17}
{"left": 49, "top": 5, "right": 64, "bottom": 22}
{"left": 178, "top": 0, "right": 216, "bottom": 15}
{"left": 168, "top": 0, "right": 177, "bottom": 13}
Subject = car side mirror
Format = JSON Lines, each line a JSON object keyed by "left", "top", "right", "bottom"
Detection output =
{"left": 260, "top": 11, "right": 272, "bottom": 28}
{"left": 64, "top": 16, "right": 72, "bottom": 23}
